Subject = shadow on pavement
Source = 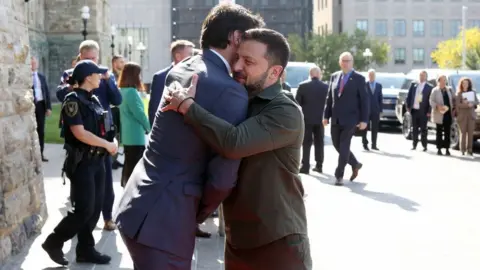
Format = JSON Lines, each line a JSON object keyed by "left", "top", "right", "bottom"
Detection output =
{"left": 310, "top": 173, "right": 420, "bottom": 212}
{"left": 366, "top": 150, "right": 411, "bottom": 160}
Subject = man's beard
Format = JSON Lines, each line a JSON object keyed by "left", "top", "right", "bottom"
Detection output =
{"left": 234, "top": 70, "right": 269, "bottom": 97}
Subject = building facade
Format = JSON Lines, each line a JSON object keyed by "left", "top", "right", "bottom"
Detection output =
{"left": 313, "top": 0, "right": 480, "bottom": 73}
{"left": 110, "top": 0, "right": 172, "bottom": 84}
{"left": 172, "top": 0, "right": 313, "bottom": 47}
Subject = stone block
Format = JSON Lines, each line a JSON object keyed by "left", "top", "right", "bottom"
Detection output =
{"left": 9, "top": 224, "right": 27, "bottom": 255}
{"left": 0, "top": 237, "right": 12, "bottom": 263}
{"left": 1, "top": 185, "right": 31, "bottom": 229}
{"left": 22, "top": 213, "right": 43, "bottom": 238}
{"left": 1, "top": 116, "right": 31, "bottom": 156}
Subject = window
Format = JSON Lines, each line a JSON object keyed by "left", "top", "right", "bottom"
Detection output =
{"left": 317, "top": 26, "right": 321, "bottom": 34}
{"left": 431, "top": 20, "right": 443, "bottom": 37}
{"left": 451, "top": 20, "right": 461, "bottom": 37}
{"left": 413, "top": 20, "right": 425, "bottom": 36}
{"left": 356, "top": 19, "right": 368, "bottom": 32}
{"left": 339, "top": 21, "right": 343, "bottom": 33}
{"left": 413, "top": 48, "right": 425, "bottom": 65}
{"left": 318, "top": 0, "right": 321, "bottom": 10}
{"left": 432, "top": 48, "right": 438, "bottom": 65}
{"left": 394, "top": 48, "right": 406, "bottom": 64}
{"left": 468, "top": 20, "right": 480, "bottom": 28}
{"left": 394, "top": 19, "right": 406, "bottom": 36}
{"left": 375, "top": 20, "right": 388, "bottom": 36}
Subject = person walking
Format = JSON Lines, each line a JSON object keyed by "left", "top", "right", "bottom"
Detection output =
{"left": 42, "top": 60, "right": 118, "bottom": 266}
{"left": 362, "top": 69, "right": 383, "bottom": 151}
{"left": 455, "top": 77, "right": 478, "bottom": 156}
{"left": 117, "top": 62, "right": 151, "bottom": 187}
{"left": 429, "top": 75, "right": 454, "bottom": 156}
{"left": 296, "top": 66, "right": 328, "bottom": 174}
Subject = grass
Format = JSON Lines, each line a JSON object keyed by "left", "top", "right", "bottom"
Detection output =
{"left": 45, "top": 103, "right": 63, "bottom": 144}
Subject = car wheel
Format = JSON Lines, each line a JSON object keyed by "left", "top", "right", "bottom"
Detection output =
{"left": 402, "top": 113, "right": 412, "bottom": 140}
{"left": 450, "top": 122, "right": 460, "bottom": 150}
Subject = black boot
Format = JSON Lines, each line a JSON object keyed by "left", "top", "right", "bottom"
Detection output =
{"left": 42, "top": 234, "right": 68, "bottom": 266}
{"left": 76, "top": 248, "right": 111, "bottom": 264}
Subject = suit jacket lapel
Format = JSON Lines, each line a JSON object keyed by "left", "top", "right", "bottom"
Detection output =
{"left": 334, "top": 73, "right": 342, "bottom": 97}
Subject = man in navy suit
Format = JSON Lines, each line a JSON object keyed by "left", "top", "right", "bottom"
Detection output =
{"left": 296, "top": 66, "right": 328, "bottom": 174}
{"left": 56, "top": 40, "right": 122, "bottom": 231}
{"left": 405, "top": 70, "right": 432, "bottom": 151}
{"left": 31, "top": 56, "right": 52, "bottom": 162}
{"left": 362, "top": 69, "right": 383, "bottom": 151}
{"left": 148, "top": 40, "right": 195, "bottom": 126}
{"left": 324, "top": 52, "right": 369, "bottom": 186}
{"left": 114, "top": 4, "right": 264, "bottom": 269}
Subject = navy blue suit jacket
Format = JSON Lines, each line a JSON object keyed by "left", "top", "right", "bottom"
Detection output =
{"left": 366, "top": 81, "right": 383, "bottom": 116}
{"left": 406, "top": 82, "right": 433, "bottom": 114}
{"left": 32, "top": 72, "right": 52, "bottom": 110}
{"left": 324, "top": 70, "right": 369, "bottom": 127}
{"left": 114, "top": 50, "right": 248, "bottom": 259}
{"left": 148, "top": 64, "right": 173, "bottom": 126}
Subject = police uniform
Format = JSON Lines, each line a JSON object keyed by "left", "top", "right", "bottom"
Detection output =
{"left": 42, "top": 60, "right": 113, "bottom": 266}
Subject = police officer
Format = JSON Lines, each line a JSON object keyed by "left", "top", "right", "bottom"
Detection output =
{"left": 42, "top": 60, "right": 118, "bottom": 266}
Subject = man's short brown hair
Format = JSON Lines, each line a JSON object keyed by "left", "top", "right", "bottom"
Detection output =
{"left": 112, "top": 55, "right": 124, "bottom": 64}
{"left": 79, "top": 40, "right": 100, "bottom": 54}
{"left": 170, "top": 40, "right": 195, "bottom": 57}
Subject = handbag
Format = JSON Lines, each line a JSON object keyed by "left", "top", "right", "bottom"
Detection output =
{"left": 354, "top": 127, "right": 367, "bottom": 137}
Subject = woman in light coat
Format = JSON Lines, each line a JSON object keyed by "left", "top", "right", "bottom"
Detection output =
{"left": 429, "top": 75, "right": 454, "bottom": 156}
{"left": 455, "top": 77, "right": 478, "bottom": 156}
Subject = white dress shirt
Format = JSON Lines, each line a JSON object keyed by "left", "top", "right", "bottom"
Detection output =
{"left": 32, "top": 71, "right": 44, "bottom": 102}
{"left": 413, "top": 82, "right": 425, "bottom": 109}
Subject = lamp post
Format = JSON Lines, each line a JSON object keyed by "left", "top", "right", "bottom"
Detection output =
{"left": 363, "top": 48, "right": 373, "bottom": 69}
{"left": 136, "top": 41, "right": 147, "bottom": 66}
{"left": 81, "top": 6, "right": 90, "bottom": 40}
{"left": 127, "top": 36, "right": 133, "bottom": 61}
{"left": 110, "top": 25, "right": 116, "bottom": 57}
{"left": 462, "top": 6, "right": 468, "bottom": 69}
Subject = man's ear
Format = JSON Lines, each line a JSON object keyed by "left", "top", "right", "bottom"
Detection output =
{"left": 269, "top": 66, "right": 284, "bottom": 80}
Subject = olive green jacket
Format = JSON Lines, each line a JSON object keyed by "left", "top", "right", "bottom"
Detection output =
{"left": 185, "top": 82, "right": 307, "bottom": 249}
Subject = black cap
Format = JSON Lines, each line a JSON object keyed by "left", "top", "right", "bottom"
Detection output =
{"left": 67, "top": 60, "right": 109, "bottom": 85}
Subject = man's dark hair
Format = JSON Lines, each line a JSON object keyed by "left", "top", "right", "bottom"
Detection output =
{"left": 170, "top": 40, "right": 195, "bottom": 57}
{"left": 200, "top": 3, "right": 265, "bottom": 49}
{"left": 112, "top": 54, "right": 123, "bottom": 64}
{"left": 242, "top": 28, "right": 290, "bottom": 69}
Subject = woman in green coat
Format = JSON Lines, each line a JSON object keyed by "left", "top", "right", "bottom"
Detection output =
{"left": 118, "top": 62, "right": 151, "bottom": 187}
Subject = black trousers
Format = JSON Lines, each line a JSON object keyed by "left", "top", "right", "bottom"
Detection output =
{"left": 331, "top": 124, "right": 359, "bottom": 178}
{"left": 301, "top": 124, "right": 324, "bottom": 168}
{"left": 411, "top": 109, "right": 428, "bottom": 148}
{"left": 121, "top": 145, "right": 145, "bottom": 187}
{"left": 49, "top": 158, "right": 105, "bottom": 252}
{"left": 35, "top": 100, "right": 46, "bottom": 155}
{"left": 225, "top": 234, "right": 312, "bottom": 270}
{"left": 436, "top": 115, "right": 452, "bottom": 149}
{"left": 362, "top": 113, "right": 380, "bottom": 147}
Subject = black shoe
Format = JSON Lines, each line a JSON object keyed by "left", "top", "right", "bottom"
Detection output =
{"left": 312, "top": 165, "right": 322, "bottom": 173}
{"left": 196, "top": 227, "right": 211, "bottom": 238}
{"left": 299, "top": 166, "right": 310, "bottom": 174}
{"left": 437, "top": 149, "right": 443, "bottom": 155}
{"left": 42, "top": 156, "right": 49, "bottom": 162}
{"left": 334, "top": 177, "right": 344, "bottom": 186}
{"left": 350, "top": 163, "right": 362, "bottom": 182}
{"left": 445, "top": 149, "right": 451, "bottom": 156}
{"left": 363, "top": 145, "right": 370, "bottom": 151}
{"left": 76, "top": 249, "right": 111, "bottom": 264}
{"left": 42, "top": 237, "right": 68, "bottom": 266}
{"left": 372, "top": 146, "right": 379, "bottom": 150}
{"left": 411, "top": 146, "right": 417, "bottom": 150}
{"left": 423, "top": 147, "right": 427, "bottom": 152}
{"left": 468, "top": 151, "right": 474, "bottom": 156}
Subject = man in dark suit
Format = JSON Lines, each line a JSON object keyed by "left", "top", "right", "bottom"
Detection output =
{"left": 405, "top": 70, "right": 432, "bottom": 151}
{"left": 31, "top": 56, "right": 52, "bottom": 162}
{"left": 114, "top": 4, "right": 264, "bottom": 269}
{"left": 148, "top": 40, "right": 194, "bottom": 126}
{"left": 362, "top": 69, "right": 383, "bottom": 151}
{"left": 163, "top": 27, "right": 311, "bottom": 270}
{"left": 324, "top": 52, "right": 369, "bottom": 186}
{"left": 296, "top": 66, "right": 328, "bottom": 174}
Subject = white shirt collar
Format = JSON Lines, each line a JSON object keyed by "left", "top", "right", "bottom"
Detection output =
{"left": 209, "top": 49, "right": 231, "bottom": 74}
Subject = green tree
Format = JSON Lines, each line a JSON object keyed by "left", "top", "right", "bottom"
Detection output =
{"left": 287, "top": 30, "right": 389, "bottom": 78}
{"left": 431, "top": 28, "right": 480, "bottom": 69}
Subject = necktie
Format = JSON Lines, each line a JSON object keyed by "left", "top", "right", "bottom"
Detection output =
{"left": 339, "top": 75, "right": 345, "bottom": 95}
{"left": 33, "top": 73, "right": 37, "bottom": 89}
{"left": 370, "top": 83, "right": 375, "bottom": 94}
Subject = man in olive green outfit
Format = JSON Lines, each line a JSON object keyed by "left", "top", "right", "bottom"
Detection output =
{"left": 162, "top": 28, "right": 311, "bottom": 270}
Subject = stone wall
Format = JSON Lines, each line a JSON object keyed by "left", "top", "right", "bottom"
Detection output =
{"left": 45, "top": 0, "right": 112, "bottom": 101}
{"left": 0, "top": 0, "right": 48, "bottom": 265}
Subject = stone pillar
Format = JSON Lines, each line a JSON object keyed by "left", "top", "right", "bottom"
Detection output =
{"left": 0, "top": 1, "right": 48, "bottom": 265}
{"left": 45, "top": 0, "right": 112, "bottom": 101}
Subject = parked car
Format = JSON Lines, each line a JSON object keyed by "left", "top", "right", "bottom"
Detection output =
{"left": 359, "top": 72, "right": 409, "bottom": 124}
{"left": 395, "top": 69, "right": 480, "bottom": 149}
{"left": 284, "top": 61, "right": 317, "bottom": 96}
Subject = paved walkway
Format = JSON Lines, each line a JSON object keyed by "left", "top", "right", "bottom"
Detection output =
{"left": 1, "top": 144, "right": 225, "bottom": 270}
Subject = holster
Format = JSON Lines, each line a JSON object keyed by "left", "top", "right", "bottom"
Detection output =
{"left": 62, "top": 144, "right": 84, "bottom": 183}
